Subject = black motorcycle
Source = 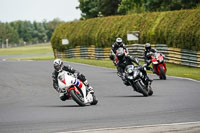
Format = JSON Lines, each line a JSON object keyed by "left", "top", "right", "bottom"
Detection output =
{"left": 124, "top": 64, "right": 153, "bottom": 96}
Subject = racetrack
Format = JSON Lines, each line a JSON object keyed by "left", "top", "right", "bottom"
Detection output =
{"left": 0, "top": 56, "right": 200, "bottom": 133}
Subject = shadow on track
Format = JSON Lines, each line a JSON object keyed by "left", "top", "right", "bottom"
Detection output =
{"left": 104, "top": 95, "right": 145, "bottom": 98}
{"left": 36, "top": 105, "right": 81, "bottom": 108}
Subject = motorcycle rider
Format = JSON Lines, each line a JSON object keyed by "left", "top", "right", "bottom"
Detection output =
{"left": 52, "top": 59, "right": 94, "bottom": 101}
{"left": 116, "top": 48, "right": 152, "bottom": 86}
{"left": 110, "top": 37, "right": 129, "bottom": 64}
{"left": 144, "top": 43, "right": 157, "bottom": 72}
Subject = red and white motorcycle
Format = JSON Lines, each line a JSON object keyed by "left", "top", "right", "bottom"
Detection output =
{"left": 150, "top": 52, "right": 167, "bottom": 80}
{"left": 58, "top": 71, "right": 98, "bottom": 106}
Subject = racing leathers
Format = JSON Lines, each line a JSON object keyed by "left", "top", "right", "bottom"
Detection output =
{"left": 110, "top": 42, "right": 129, "bottom": 64}
{"left": 144, "top": 48, "right": 157, "bottom": 71}
{"left": 52, "top": 65, "right": 93, "bottom": 101}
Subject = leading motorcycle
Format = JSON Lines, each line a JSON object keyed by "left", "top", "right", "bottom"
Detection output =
{"left": 124, "top": 64, "right": 153, "bottom": 97}
{"left": 57, "top": 71, "right": 98, "bottom": 106}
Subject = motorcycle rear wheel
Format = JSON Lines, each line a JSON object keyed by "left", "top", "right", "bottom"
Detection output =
{"left": 69, "top": 89, "right": 86, "bottom": 106}
{"left": 135, "top": 81, "right": 148, "bottom": 97}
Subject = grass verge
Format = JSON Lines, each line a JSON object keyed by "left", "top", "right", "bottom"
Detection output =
{"left": 0, "top": 43, "right": 53, "bottom": 55}
{"left": 13, "top": 57, "right": 200, "bottom": 81}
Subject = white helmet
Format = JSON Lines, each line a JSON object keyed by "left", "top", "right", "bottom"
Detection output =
{"left": 116, "top": 37, "right": 122, "bottom": 46}
{"left": 53, "top": 59, "right": 63, "bottom": 72}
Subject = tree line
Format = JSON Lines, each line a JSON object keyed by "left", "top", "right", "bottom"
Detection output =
{"left": 77, "top": 0, "right": 200, "bottom": 19}
{"left": 0, "top": 18, "right": 64, "bottom": 46}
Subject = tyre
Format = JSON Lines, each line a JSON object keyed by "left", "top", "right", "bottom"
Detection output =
{"left": 159, "top": 66, "right": 166, "bottom": 80}
{"left": 90, "top": 94, "right": 98, "bottom": 105}
{"left": 148, "top": 89, "right": 153, "bottom": 96}
{"left": 69, "top": 89, "right": 86, "bottom": 106}
{"left": 135, "top": 81, "right": 148, "bottom": 97}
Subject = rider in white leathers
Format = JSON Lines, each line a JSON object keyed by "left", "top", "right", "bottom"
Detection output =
{"left": 52, "top": 59, "right": 94, "bottom": 101}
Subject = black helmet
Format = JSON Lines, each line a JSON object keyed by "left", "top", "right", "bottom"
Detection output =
{"left": 116, "top": 47, "right": 125, "bottom": 61}
{"left": 53, "top": 59, "right": 63, "bottom": 72}
{"left": 145, "top": 43, "right": 151, "bottom": 51}
{"left": 116, "top": 37, "right": 123, "bottom": 46}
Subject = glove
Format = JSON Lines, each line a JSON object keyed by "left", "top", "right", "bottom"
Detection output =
{"left": 109, "top": 55, "right": 114, "bottom": 60}
{"left": 77, "top": 73, "right": 86, "bottom": 82}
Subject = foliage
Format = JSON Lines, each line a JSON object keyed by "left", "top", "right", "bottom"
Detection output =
{"left": 77, "top": 0, "right": 121, "bottom": 19}
{"left": 0, "top": 19, "right": 64, "bottom": 46}
{"left": 77, "top": 0, "right": 200, "bottom": 18}
{"left": 0, "top": 43, "right": 53, "bottom": 55}
{"left": 145, "top": 0, "right": 200, "bottom": 12}
{"left": 51, "top": 9, "right": 200, "bottom": 51}
{"left": 118, "top": 0, "right": 146, "bottom": 14}
{"left": 0, "top": 22, "right": 19, "bottom": 44}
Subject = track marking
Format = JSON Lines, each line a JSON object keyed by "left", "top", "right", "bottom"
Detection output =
{"left": 56, "top": 121, "right": 200, "bottom": 133}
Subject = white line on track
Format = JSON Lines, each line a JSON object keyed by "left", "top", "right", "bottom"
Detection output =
{"left": 0, "top": 59, "right": 33, "bottom": 62}
{"left": 56, "top": 121, "right": 200, "bottom": 133}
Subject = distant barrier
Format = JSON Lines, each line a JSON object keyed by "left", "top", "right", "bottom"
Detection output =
{"left": 54, "top": 44, "right": 200, "bottom": 68}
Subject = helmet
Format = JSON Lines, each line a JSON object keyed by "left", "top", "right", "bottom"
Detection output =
{"left": 116, "top": 37, "right": 123, "bottom": 46}
{"left": 53, "top": 59, "right": 63, "bottom": 72}
{"left": 145, "top": 43, "right": 151, "bottom": 51}
{"left": 116, "top": 47, "right": 125, "bottom": 61}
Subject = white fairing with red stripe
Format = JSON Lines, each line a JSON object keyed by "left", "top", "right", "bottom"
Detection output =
{"left": 57, "top": 71, "right": 93, "bottom": 104}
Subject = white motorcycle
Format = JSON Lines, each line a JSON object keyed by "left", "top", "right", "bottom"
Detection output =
{"left": 58, "top": 71, "right": 98, "bottom": 106}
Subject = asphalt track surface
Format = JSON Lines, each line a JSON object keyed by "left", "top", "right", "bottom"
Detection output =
{"left": 0, "top": 56, "right": 200, "bottom": 133}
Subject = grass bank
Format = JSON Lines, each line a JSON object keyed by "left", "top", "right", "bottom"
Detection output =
{"left": 0, "top": 43, "right": 53, "bottom": 55}
{"left": 63, "top": 58, "right": 200, "bottom": 81}
{"left": 12, "top": 56, "right": 200, "bottom": 81}
{"left": 3, "top": 43, "right": 199, "bottom": 81}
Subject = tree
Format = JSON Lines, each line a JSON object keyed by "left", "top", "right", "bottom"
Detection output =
{"left": 100, "top": 0, "right": 121, "bottom": 16}
{"left": 46, "top": 18, "right": 64, "bottom": 41}
{"left": 77, "top": 0, "right": 100, "bottom": 19}
{"left": 145, "top": 0, "right": 200, "bottom": 12}
{"left": 0, "top": 22, "right": 19, "bottom": 45}
{"left": 77, "top": 0, "right": 121, "bottom": 19}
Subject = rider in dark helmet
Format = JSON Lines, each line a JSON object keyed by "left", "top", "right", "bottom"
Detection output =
{"left": 116, "top": 48, "right": 139, "bottom": 86}
{"left": 144, "top": 43, "right": 157, "bottom": 72}
{"left": 52, "top": 59, "right": 94, "bottom": 101}
{"left": 110, "top": 37, "right": 128, "bottom": 62}
{"left": 116, "top": 48, "right": 152, "bottom": 86}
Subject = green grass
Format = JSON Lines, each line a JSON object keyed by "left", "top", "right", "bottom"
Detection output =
{"left": 10, "top": 56, "right": 55, "bottom": 61}
{"left": 8, "top": 56, "right": 200, "bottom": 81}
{"left": 62, "top": 58, "right": 200, "bottom": 81}
{"left": 2, "top": 43, "right": 199, "bottom": 81}
{"left": 0, "top": 43, "right": 53, "bottom": 55}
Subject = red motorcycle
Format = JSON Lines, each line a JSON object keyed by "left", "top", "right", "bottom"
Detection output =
{"left": 150, "top": 52, "right": 167, "bottom": 80}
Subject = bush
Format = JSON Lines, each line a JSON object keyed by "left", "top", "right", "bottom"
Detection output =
{"left": 51, "top": 9, "right": 200, "bottom": 51}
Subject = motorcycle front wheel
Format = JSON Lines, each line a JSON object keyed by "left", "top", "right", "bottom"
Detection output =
{"left": 90, "top": 94, "right": 98, "bottom": 105}
{"left": 159, "top": 66, "right": 166, "bottom": 80}
{"left": 69, "top": 89, "right": 86, "bottom": 106}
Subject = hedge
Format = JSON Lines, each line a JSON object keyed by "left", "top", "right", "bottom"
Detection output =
{"left": 51, "top": 9, "right": 200, "bottom": 51}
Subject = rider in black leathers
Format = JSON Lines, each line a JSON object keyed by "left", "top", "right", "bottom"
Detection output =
{"left": 116, "top": 48, "right": 152, "bottom": 86}
{"left": 52, "top": 59, "right": 94, "bottom": 101}
{"left": 144, "top": 43, "right": 157, "bottom": 72}
{"left": 110, "top": 37, "right": 128, "bottom": 62}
